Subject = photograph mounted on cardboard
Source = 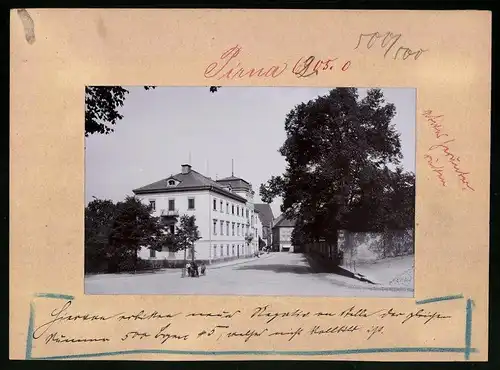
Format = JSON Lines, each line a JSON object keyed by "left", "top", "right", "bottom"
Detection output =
{"left": 84, "top": 86, "right": 416, "bottom": 297}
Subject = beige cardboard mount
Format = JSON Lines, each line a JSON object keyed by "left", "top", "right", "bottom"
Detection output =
{"left": 10, "top": 9, "right": 491, "bottom": 361}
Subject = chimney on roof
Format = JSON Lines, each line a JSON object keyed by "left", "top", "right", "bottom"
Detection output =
{"left": 181, "top": 164, "right": 192, "bottom": 174}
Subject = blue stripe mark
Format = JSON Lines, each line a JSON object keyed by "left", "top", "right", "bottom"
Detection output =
{"left": 29, "top": 347, "right": 477, "bottom": 360}
{"left": 25, "top": 302, "right": 35, "bottom": 360}
{"left": 465, "top": 298, "right": 473, "bottom": 360}
{"left": 416, "top": 294, "right": 464, "bottom": 305}
{"left": 34, "top": 293, "right": 74, "bottom": 300}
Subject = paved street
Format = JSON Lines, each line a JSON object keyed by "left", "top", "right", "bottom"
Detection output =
{"left": 85, "top": 252, "right": 413, "bottom": 297}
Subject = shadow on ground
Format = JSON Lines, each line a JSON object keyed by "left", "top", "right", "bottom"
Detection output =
{"left": 304, "top": 254, "right": 376, "bottom": 284}
{"left": 235, "top": 264, "right": 315, "bottom": 274}
{"left": 236, "top": 254, "right": 376, "bottom": 283}
{"left": 235, "top": 257, "right": 315, "bottom": 274}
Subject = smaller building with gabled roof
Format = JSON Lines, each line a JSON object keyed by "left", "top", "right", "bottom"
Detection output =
{"left": 272, "top": 214, "right": 296, "bottom": 252}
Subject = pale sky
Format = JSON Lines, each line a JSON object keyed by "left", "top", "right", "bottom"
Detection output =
{"left": 85, "top": 87, "right": 416, "bottom": 217}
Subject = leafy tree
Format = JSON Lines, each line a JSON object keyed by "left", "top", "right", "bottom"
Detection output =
{"left": 85, "top": 196, "right": 173, "bottom": 273}
{"left": 108, "top": 196, "right": 168, "bottom": 272}
{"left": 244, "top": 233, "right": 254, "bottom": 245}
{"left": 85, "top": 198, "right": 118, "bottom": 273}
{"left": 172, "top": 215, "right": 201, "bottom": 263}
{"left": 85, "top": 86, "right": 220, "bottom": 137}
{"left": 260, "top": 88, "right": 414, "bottom": 247}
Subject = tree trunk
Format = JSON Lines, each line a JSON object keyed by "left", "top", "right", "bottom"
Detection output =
{"left": 329, "top": 228, "right": 339, "bottom": 265}
{"left": 191, "top": 244, "right": 195, "bottom": 263}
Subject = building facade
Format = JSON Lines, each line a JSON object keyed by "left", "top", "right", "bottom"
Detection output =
{"left": 254, "top": 203, "right": 274, "bottom": 248}
{"left": 133, "top": 164, "right": 261, "bottom": 263}
{"left": 271, "top": 214, "right": 296, "bottom": 252}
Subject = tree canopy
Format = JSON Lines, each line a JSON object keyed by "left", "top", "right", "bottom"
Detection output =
{"left": 171, "top": 215, "right": 201, "bottom": 262}
{"left": 259, "top": 88, "right": 415, "bottom": 246}
{"left": 85, "top": 196, "right": 170, "bottom": 273}
{"left": 85, "top": 198, "right": 118, "bottom": 272}
{"left": 85, "top": 86, "right": 220, "bottom": 137}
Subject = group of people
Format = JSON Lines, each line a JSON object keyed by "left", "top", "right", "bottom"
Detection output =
{"left": 185, "top": 261, "right": 206, "bottom": 277}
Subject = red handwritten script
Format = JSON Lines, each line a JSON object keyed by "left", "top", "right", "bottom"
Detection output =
{"left": 204, "top": 45, "right": 351, "bottom": 80}
{"left": 292, "top": 56, "right": 351, "bottom": 78}
{"left": 354, "top": 32, "right": 428, "bottom": 61}
{"left": 422, "top": 110, "right": 474, "bottom": 191}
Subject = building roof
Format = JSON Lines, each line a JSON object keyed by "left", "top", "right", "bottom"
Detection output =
{"left": 254, "top": 203, "right": 274, "bottom": 226}
{"left": 133, "top": 167, "right": 247, "bottom": 203}
{"left": 216, "top": 176, "right": 251, "bottom": 191}
{"left": 273, "top": 214, "right": 296, "bottom": 228}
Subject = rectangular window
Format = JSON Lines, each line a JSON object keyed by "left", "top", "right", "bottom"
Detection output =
{"left": 213, "top": 219, "right": 217, "bottom": 235}
{"left": 188, "top": 197, "right": 195, "bottom": 210}
{"left": 220, "top": 220, "right": 224, "bottom": 235}
{"left": 226, "top": 202, "right": 229, "bottom": 214}
{"left": 168, "top": 199, "right": 175, "bottom": 211}
{"left": 237, "top": 206, "right": 239, "bottom": 216}
{"left": 246, "top": 209, "right": 249, "bottom": 218}
{"left": 232, "top": 222, "right": 235, "bottom": 236}
{"left": 237, "top": 223, "right": 240, "bottom": 236}
{"left": 227, "top": 245, "right": 229, "bottom": 256}
{"left": 213, "top": 198, "right": 217, "bottom": 211}
{"left": 213, "top": 245, "right": 217, "bottom": 257}
{"left": 150, "top": 249, "right": 156, "bottom": 258}
{"left": 232, "top": 245, "right": 235, "bottom": 255}
{"left": 169, "top": 225, "right": 175, "bottom": 234}
{"left": 220, "top": 245, "right": 224, "bottom": 256}
{"left": 226, "top": 221, "right": 230, "bottom": 235}
{"left": 220, "top": 200, "right": 223, "bottom": 212}
{"left": 232, "top": 204, "right": 235, "bottom": 214}
{"left": 149, "top": 200, "right": 156, "bottom": 211}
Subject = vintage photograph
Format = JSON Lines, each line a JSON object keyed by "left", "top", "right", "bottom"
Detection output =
{"left": 84, "top": 86, "right": 416, "bottom": 297}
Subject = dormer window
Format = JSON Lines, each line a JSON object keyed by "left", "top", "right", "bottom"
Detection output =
{"left": 167, "top": 179, "right": 176, "bottom": 186}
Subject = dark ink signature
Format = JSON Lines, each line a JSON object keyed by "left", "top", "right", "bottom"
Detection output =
{"left": 32, "top": 301, "right": 124, "bottom": 340}
{"left": 45, "top": 331, "right": 110, "bottom": 345}
{"left": 30, "top": 301, "right": 455, "bottom": 351}
{"left": 250, "top": 305, "right": 311, "bottom": 324}
{"left": 186, "top": 310, "right": 240, "bottom": 319}
{"left": 154, "top": 324, "right": 190, "bottom": 344}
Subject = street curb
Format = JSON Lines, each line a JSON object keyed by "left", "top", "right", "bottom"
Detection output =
{"left": 319, "top": 274, "right": 414, "bottom": 292}
{"left": 305, "top": 254, "right": 413, "bottom": 292}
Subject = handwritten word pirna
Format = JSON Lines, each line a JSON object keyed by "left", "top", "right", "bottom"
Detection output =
{"left": 204, "top": 45, "right": 351, "bottom": 80}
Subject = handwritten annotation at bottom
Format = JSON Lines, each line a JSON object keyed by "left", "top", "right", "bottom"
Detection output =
{"left": 31, "top": 300, "right": 452, "bottom": 348}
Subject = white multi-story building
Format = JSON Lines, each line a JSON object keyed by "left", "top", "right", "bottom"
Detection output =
{"left": 133, "top": 164, "right": 261, "bottom": 263}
